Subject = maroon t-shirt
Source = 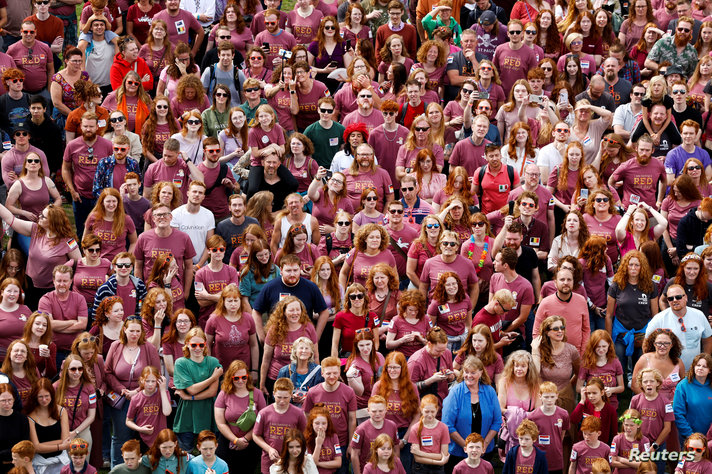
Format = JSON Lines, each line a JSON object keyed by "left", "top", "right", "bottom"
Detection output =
{"left": 266, "top": 323, "right": 318, "bottom": 379}
{"left": 304, "top": 383, "right": 358, "bottom": 446}
{"left": 370, "top": 380, "right": 420, "bottom": 429}
{"left": 194, "top": 264, "right": 239, "bottom": 326}
{"left": 387, "top": 315, "right": 429, "bottom": 358}
{"left": 527, "top": 407, "right": 570, "bottom": 470}
{"left": 420, "top": 255, "right": 478, "bottom": 298}
{"left": 253, "top": 404, "right": 307, "bottom": 474}
{"left": 73, "top": 258, "right": 111, "bottom": 306}
{"left": 610, "top": 157, "right": 666, "bottom": 207}
{"left": 570, "top": 440, "right": 611, "bottom": 474}
{"left": 350, "top": 417, "right": 398, "bottom": 470}
{"left": 127, "top": 389, "right": 170, "bottom": 446}
{"left": 205, "top": 312, "right": 256, "bottom": 371}
{"left": 85, "top": 215, "right": 137, "bottom": 261}
{"left": 427, "top": 297, "right": 472, "bottom": 337}
{"left": 629, "top": 392, "right": 674, "bottom": 445}
{"left": 295, "top": 80, "right": 329, "bottom": 131}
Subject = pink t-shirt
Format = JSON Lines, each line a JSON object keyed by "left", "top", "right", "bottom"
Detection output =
{"left": 143, "top": 159, "right": 192, "bottom": 203}
{"left": 268, "top": 90, "right": 296, "bottom": 132}
{"left": 304, "top": 383, "right": 358, "bottom": 446}
{"left": 492, "top": 43, "right": 538, "bottom": 95}
{"left": 126, "top": 389, "right": 170, "bottom": 446}
{"left": 85, "top": 215, "right": 137, "bottom": 261}
{"left": 367, "top": 125, "right": 409, "bottom": 190}
{"left": 154, "top": 9, "right": 202, "bottom": 45}
{"left": 207, "top": 25, "right": 254, "bottom": 58}
{"left": 7, "top": 40, "right": 52, "bottom": 92}
{"left": 407, "top": 346, "right": 453, "bottom": 401}
{"left": 254, "top": 29, "right": 298, "bottom": 66}
{"left": 286, "top": 9, "right": 323, "bottom": 44}
{"left": 407, "top": 421, "right": 450, "bottom": 454}
{"left": 285, "top": 156, "right": 319, "bottom": 192}
{"left": 342, "top": 110, "right": 385, "bottom": 134}
{"left": 194, "top": 264, "right": 239, "bottom": 326}
{"left": 583, "top": 213, "right": 621, "bottom": 265}
{"left": 345, "top": 250, "right": 397, "bottom": 287}
{"left": 547, "top": 166, "right": 581, "bottom": 206}
{"left": 134, "top": 228, "right": 197, "bottom": 284}
{"left": 205, "top": 312, "right": 256, "bottom": 370}
{"left": 629, "top": 393, "right": 674, "bottom": 445}
{"left": 527, "top": 406, "right": 570, "bottom": 470}
{"left": 344, "top": 168, "right": 393, "bottom": 212}
{"left": 370, "top": 380, "right": 420, "bottom": 429}
{"left": 116, "top": 279, "right": 140, "bottom": 318}
{"left": 38, "top": 291, "right": 88, "bottom": 350}
{"left": 580, "top": 256, "right": 614, "bottom": 308}
{"left": 387, "top": 316, "right": 429, "bottom": 358}
{"left": 453, "top": 459, "right": 495, "bottom": 474}
{"left": 73, "top": 258, "right": 112, "bottom": 306}
{"left": 346, "top": 353, "right": 385, "bottom": 409}
{"left": 426, "top": 297, "right": 472, "bottom": 337}
{"left": 253, "top": 404, "right": 307, "bottom": 474}
{"left": 195, "top": 163, "right": 237, "bottom": 219}
{"left": 611, "top": 433, "right": 651, "bottom": 474}
{"left": 350, "top": 418, "right": 398, "bottom": 470}
{"left": 678, "top": 460, "right": 712, "bottom": 474}
{"left": 489, "top": 273, "right": 534, "bottom": 325}
{"left": 661, "top": 195, "right": 699, "bottom": 240}
{"left": 395, "top": 144, "right": 445, "bottom": 172}
{"left": 570, "top": 440, "right": 611, "bottom": 474}
{"left": 363, "top": 459, "right": 406, "bottom": 474}
{"left": 266, "top": 323, "right": 318, "bottom": 379}
{"left": 419, "top": 255, "right": 478, "bottom": 298}
{"left": 311, "top": 190, "right": 355, "bottom": 227}
{"left": 578, "top": 359, "right": 624, "bottom": 410}
{"left": 62, "top": 137, "right": 114, "bottom": 198}
{"left": 312, "top": 432, "right": 341, "bottom": 474}
{"left": 610, "top": 158, "right": 666, "bottom": 207}
{"left": 449, "top": 138, "right": 489, "bottom": 176}
{"left": 214, "top": 389, "right": 268, "bottom": 437}
{"left": 387, "top": 224, "right": 419, "bottom": 275}
{"left": 247, "top": 124, "right": 286, "bottom": 166}
{"left": 0, "top": 305, "right": 32, "bottom": 356}
{"left": 295, "top": 80, "right": 330, "bottom": 131}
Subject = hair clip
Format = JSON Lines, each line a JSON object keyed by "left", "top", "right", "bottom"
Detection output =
{"left": 681, "top": 253, "right": 702, "bottom": 263}
{"left": 618, "top": 413, "right": 642, "bottom": 425}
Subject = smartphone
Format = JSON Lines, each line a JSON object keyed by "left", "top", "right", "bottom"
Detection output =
{"left": 478, "top": 90, "right": 489, "bottom": 99}
{"left": 529, "top": 94, "right": 543, "bottom": 104}
{"left": 262, "top": 42, "right": 269, "bottom": 50}
{"left": 328, "top": 61, "right": 338, "bottom": 68}
{"left": 508, "top": 200, "right": 515, "bottom": 215}
{"left": 194, "top": 281, "right": 205, "bottom": 292}
{"left": 321, "top": 170, "right": 333, "bottom": 184}
{"left": 559, "top": 89, "right": 569, "bottom": 104}
{"left": 345, "top": 39, "right": 352, "bottom": 50}
{"left": 580, "top": 189, "right": 589, "bottom": 199}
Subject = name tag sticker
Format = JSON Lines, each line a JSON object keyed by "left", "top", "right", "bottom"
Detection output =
{"left": 530, "top": 237, "right": 540, "bottom": 247}
{"left": 173, "top": 179, "right": 183, "bottom": 187}
{"left": 438, "top": 304, "right": 450, "bottom": 313}
{"left": 630, "top": 194, "right": 640, "bottom": 204}
{"left": 670, "top": 372, "right": 680, "bottom": 382}
{"left": 175, "top": 19, "right": 186, "bottom": 34}
{"left": 98, "top": 119, "right": 107, "bottom": 127}
{"left": 652, "top": 274, "right": 662, "bottom": 283}
{"left": 279, "top": 293, "right": 290, "bottom": 300}
{"left": 581, "top": 60, "right": 589, "bottom": 69}
{"left": 499, "top": 184, "right": 508, "bottom": 192}
{"left": 329, "top": 137, "right": 339, "bottom": 146}
{"left": 421, "top": 436, "right": 433, "bottom": 447}
{"left": 539, "top": 435, "right": 550, "bottom": 445}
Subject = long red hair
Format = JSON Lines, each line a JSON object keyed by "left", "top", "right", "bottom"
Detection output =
{"left": 375, "top": 351, "right": 418, "bottom": 419}
{"left": 673, "top": 254, "right": 709, "bottom": 302}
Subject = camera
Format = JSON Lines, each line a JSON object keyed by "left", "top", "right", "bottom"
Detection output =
{"left": 278, "top": 48, "right": 293, "bottom": 59}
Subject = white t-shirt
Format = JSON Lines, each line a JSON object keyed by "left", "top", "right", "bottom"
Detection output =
{"left": 538, "top": 142, "right": 566, "bottom": 175}
{"left": 171, "top": 205, "right": 216, "bottom": 264}
{"left": 645, "top": 306, "right": 712, "bottom": 370}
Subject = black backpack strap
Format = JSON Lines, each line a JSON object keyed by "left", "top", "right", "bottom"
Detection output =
{"left": 507, "top": 165, "right": 515, "bottom": 188}
{"left": 205, "top": 163, "right": 229, "bottom": 196}
{"left": 326, "top": 233, "right": 333, "bottom": 254}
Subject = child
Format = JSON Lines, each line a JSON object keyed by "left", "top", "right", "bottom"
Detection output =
{"left": 304, "top": 404, "right": 343, "bottom": 474}
{"left": 363, "top": 434, "right": 406, "bottom": 474}
{"left": 351, "top": 395, "right": 399, "bottom": 474}
{"left": 186, "top": 431, "right": 229, "bottom": 474}
{"left": 629, "top": 368, "right": 673, "bottom": 474}
{"left": 571, "top": 377, "right": 618, "bottom": 444}
{"left": 453, "top": 433, "right": 494, "bottom": 474}
{"left": 60, "top": 438, "right": 97, "bottom": 474}
{"left": 253, "top": 377, "right": 308, "bottom": 474}
{"left": 569, "top": 417, "right": 611, "bottom": 474}
{"left": 11, "top": 441, "right": 36, "bottom": 474}
{"left": 675, "top": 434, "right": 712, "bottom": 474}
{"left": 527, "top": 382, "right": 571, "bottom": 474}
{"left": 269, "top": 429, "right": 319, "bottom": 474}
{"left": 142, "top": 429, "right": 192, "bottom": 474}
{"left": 503, "top": 420, "right": 548, "bottom": 474}
{"left": 610, "top": 409, "right": 651, "bottom": 474}
{"left": 108, "top": 440, "right": 151, "bottom": 474}
{"left": 576, "top": 331, "right": 624, "bottom": 410}
{"left": 407, "top": 394, "right": 450, "bottom": 473}
{"left": 126, "top": 366, "right": 172, "bottom": 451}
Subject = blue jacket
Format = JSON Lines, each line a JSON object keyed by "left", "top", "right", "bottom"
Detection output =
{"left": 503, "top": 446, "right": 548, "bottom": 474}
{"left": 673, "top": 377, "right": 712, "bottom": 438}
{"left": 93, "top": 154, "right": 141, "bottom": 198}
{"left": 442, "top": 381, "right": 502, "bottom": 457}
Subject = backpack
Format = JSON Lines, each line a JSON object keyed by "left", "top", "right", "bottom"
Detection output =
{"left": 476, "top": 164, "right": 515, "bottom": 207}
{"left": 207, "top": 64, "right": 242, "bottom": 95}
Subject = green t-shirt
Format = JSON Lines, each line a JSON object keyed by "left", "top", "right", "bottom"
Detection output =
{"left": 422, "top": 13, "right": 462, "bottom": 45}
{"left": 172, "top": 356, "right": 221, "bottom": 434}
{"left": 201, "top": 108, "right": 230, "bottom": 139}
{"left": 304, "top": 120, "right": 346, "bottom": 168}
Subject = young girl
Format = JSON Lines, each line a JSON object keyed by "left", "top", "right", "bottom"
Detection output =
{"left": 363, "top": 434, "right": 406, "bottom": 474}
{"left": 304, "top": 405, "right": 342, "bottom": 474}
{"left": 126, "top": 366, "right": 172, "bottom": 450}
{"left": 576, "top": 331, "right": 624, "bottom": 410}
{"left": 610, "top": 409, "right": 651, "bottom": 474}
{"left": 502, "top": 420, "right": 548, "bottom": 474}
{"left": 630, "top": 368, "right": 673, "bottom": 474}
{"left": 570, "top": 377, "right": 618, "bottom": 444}
{"left": 269, "top": 429, "right": 319, "bottom": 474}
{"left": 60, "top": 438, "right": 97, "bottom": 474}
{"left": 247, "top": 104, "right": 286, "bottom": 190}
{"left": 187, "top": 431, "right": 229, "bottom": 474}
{"left": 142, "top": 429, "right": 191, "bottom": 474}
{"left": 407, "top": 394, "right": 450, "bottom": 473}
{"left": 352, "top": 188, "right": 386, "bottom": 235}
{"left": 345, "top": 328, "right": 385, "bottom": 411}
{"left": 578, "top": 237, "right": 614, "bottom": 332}
{"left": 675, "top": 434, "right": 712, "bottom": 474}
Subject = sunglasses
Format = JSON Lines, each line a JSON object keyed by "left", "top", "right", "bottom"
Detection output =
{"left": 525, "top": 29, "right": 537, "bottom": 34}
{"left": 359, "top": 94, "right": 373, "bottom": 99}
{"left": 389, "top": 208, "right": 404, "bottom": 214}
{"left": 473, "top": 221, "right": 486, "bottom": 227}
{"left": 415, "top": 126, "right": 430, "bottom": 132}
{"left": 264, "top": 21, "right": 277, "bottom": 25}
{"left": 70, "top": 443, "right": 88, "bottom": 450}
{"left": 215, "top": 92, "right": 229, "bottom": 97}
{"left": 365, "top": 196, "right": 378, "bottom": 201}
{"left": 110, "top": 116, "right": 125, "bottom": 123}
{"left": 113, "top": 146, "right": 128, "bottom": 152}
{"left": 677, "top": 27, "right": 691, "bottom": 32}
{"left": 480, "top": 65, "right": 493, "bottom": 71}
{"left": 324, "top": 25, "right": 336, "bottom": 30}
{"left": 233, "top": 375, "right": 248, "bottom": 381}
{"left": 80, "top": 336, "right": 98, "bottom": 344}
{"left": 186, "top": 119, "right": 201, "bottom": 125}
{"left": 672, "top": 90, "right": 686, "bottom": 95}
{"left": 688, "top": 447, "right": 705, "bottom": 454}
{"left": 687, "top": 165, "right": 702, "bottom": 170}
{"left": 383, "top": 111, "right": 397, "bottom": 116}
{"left": 355, "top": 327, "right": 372, "bottom": 334}
{"left": 337, "top": 221, "right": 350, "bottom": 226}
{"left": 156, "top": 104, "right": 169, "bottom": 109}
{"left": 250, "top": 56, "right": 263, "bottom": 61}
{"left": 26, "top": 158, "right": 40, "bottom": 163}
{"left": 210, "top": 247, "right": 226, "bottom": 252}
{"left": 36, "top": 0, "right": 50, "bottom": 3}
{"left": 68, "top": 366, "right": 84, "bottom": 372}
{"left": 349, "top": 293, "right": 365, "bottom": 300}
{"left": 555, "top": 128, "right": 570, "bottom": 133}
{"left": 426, "top": 223, "right": 440, "bottom": 229}
{"left": 401, "top": 186, "right": 415, "bottom": 192}
{"left": 218, "top": 35, "right": 231, "bottom": 39}
{"left": 85, "top": 247, "right": 101, "bottom": 253}
{"left": 115, "top": 262, "right": 132, "bottom": 268}
{"left": 549, "top": 325, "right": 566, "bottom": 331}
{"left": 478, "top": 106, "right": 491, "bottom": 111}
{"left": 244, "top": 87, "right": 260, "bottom": 93}
{"left": 679, "top": 317, "right": 687, "bottom": 332}
{"left": 632, "top": 92, "right": 645, "bottom": 96}
{"left": 441, "top": 241, "right": 458, "bottom": 247}
{"left": 127, "top": 315, "right": 142, "bottom": 322}
{"left": 126, "top": 80, "right": 140, "bottom": 86}
{"left": 11, "top": 79, "right": 23, "bottom": 84}
{"left": 520, "top": 202, "right": 536, "bottom": 208}
{"left": 14, "top": 131, "right": 28, "bottom": 137}
{"left": 21, "top": 30, "right": 36, "bottom": 34}
{"left": 595, "top": 197, "right": 610, "bottom": 203}
{"left": 667, "top": 294, "right": 685, "bottom": 301}
{"left": 206, "top": 148, "right": 221, "bottom": 154}
{"left": 541, "top": 66, "right": 552, "bottom": 71}
{"left": 509, "top": 30, "right": 522, "bottom": 34}
{"left": 190, "top": 342, "right": 206, "bottom": 349}
{"left": 319, "top": 108, "right": 334, "bottom": 113}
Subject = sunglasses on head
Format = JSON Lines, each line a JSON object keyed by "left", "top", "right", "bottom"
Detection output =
{"left": 190, "top": 342, "right": 206, "bottom": 349}
{"left": 81, "top": 336, "right": 98, "bottom": 344}
{"left": 127, "top": 315, "right": 142, "bottom": 322}
{"left": 355, "top": 327, "right": 372, "bottom": 334}
{"left": 349, "top": 293, "right": 364, "bottom": 300}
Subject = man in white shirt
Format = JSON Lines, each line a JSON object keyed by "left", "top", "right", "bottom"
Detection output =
{"left": 612, "top": 83, "right": 645, "bottom": 142}
{"left": 171, "top": 180, "right": 215, "bottom": 267}
{"left": 537, "top": 121, "right": 570, "bottom": 184}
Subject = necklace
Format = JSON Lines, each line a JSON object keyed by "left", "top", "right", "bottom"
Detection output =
{"left": 383, "top": 127, "right": 399, "bottom": 142}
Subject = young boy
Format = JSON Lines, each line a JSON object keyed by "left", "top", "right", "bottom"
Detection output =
{"left": 569, "top": 417, "right": 611, "bottom": 474}
{"left": 527, "top": 381, "right": 571, "bottom": 474}
{"left": 453, "top": 433, "right": 494, "bottom": 474}
{"left": 60, "top": 438, "right": 97, "bottom": 474}
{"left": 351, "top": 395, "right": 399, "bottom": 474}
{"left": 108, "top": 440, "right": 151, "bottom": 474}
{"left": 120, "top": 172, "right": 151, "bottom": 235}
{"left": 11, "top": 441, "right": 36, "bottom": 474}
{"left": 503, "top": 420, "right": 548, "bottom": 474}
{"left": 253, "top": 377, "right": 308, "bottom": 474}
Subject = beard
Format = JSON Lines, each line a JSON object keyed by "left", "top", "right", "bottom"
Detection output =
{"left": 674, "top": 32, "right": 690, "bottom": 47}
{"left": 82, "top": 131, "right": 96, "bottom": 141}
{"left": 605, "top": 71, "right": 617, "bottom": 82}
{"left": 637, "top": 153, "right": 652, "bottom": 165}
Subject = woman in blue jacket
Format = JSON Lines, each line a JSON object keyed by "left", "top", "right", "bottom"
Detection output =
{"left": 443, "top": 355, "right": 502, "bottom": 469}
{"left": 673, "top": 353, "right": 712, "bottom": 444}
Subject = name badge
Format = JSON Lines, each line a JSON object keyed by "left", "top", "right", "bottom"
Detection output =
{"left": 539, "top": 435, "right": 550, "bottom": 445}
{"left": 670, "top": 372, "right": 680, "bottom": 382}
{"left": 499, "top": 184, "right": 508, "bottom": 192}
{"left": 279, "top": 293, "right": 290, "bottom": 300}
{"left": 630, "top": 194, "right": 640, "bottom": 204}
{"left": 329, "top": 137, "right": 339, "bottom": 146}
{"left": 98, "top": 119, "right": 107, "bottom": 127}
{"left": 581, "top": 60, "right": 590, "bottom": 70}
{"left": 421, "top": 436, "right": 433, "bottom": 447}
{"left": 438, "top": 304, "right": 450, "bottom": 313}
{"left": 529, "top": 237, "right": 540, "bottom": 247}
{"left": 173, "top": 179, "right": 183, "bottom": 188}
{"left": 175, "top": 19, "right": 186, "bottom": 34}
{"left": 261, "top": 135, "right": 269, "bottom": 144}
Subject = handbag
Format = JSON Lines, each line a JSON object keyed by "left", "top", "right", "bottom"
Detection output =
{"left": 230, "top": 390, "right": 257, "bottom": 431}
{"left": 105, "top": 347, "right": 141, "bottom": 410}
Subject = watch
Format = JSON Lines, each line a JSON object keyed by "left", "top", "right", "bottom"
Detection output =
{"left": 651, "top": 443, "right": 659, "bottom": 450}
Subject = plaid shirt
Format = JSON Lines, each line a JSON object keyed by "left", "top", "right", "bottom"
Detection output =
{"left": 595, "top": 59, "right": 642, "bottom": 84}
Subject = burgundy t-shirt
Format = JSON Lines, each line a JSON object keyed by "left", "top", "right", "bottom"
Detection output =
{"left": 610, "top": 157, "right": 666, "bottom": 207}
{"left": 570, "top": 440, "right": 611, "bottom": 474}
{"left": 344, "top": 250, "right": 397, "bottom": 287}
{"left": 304, "top": 383, "right": 358, "bottom": 446}
{"left": 127, "top": 389, "right": 170, "bottom": 446}
{"left": 285, "top": 9, "right": 323, "bottom": 44}
{"left": 387, "top": 315, "right": 429, "bottom": 358}
{"left": 133, "top": 228, "right": 197, "bottom": 284}
{"left": 527, "top": 407, "right": 570, "bottom": 471}
{"left": 426, "top": 297, "right": 472, "bottom": 337}
{"left": 489, "top": 273, "right": 534, "bottom": 326}
{"left": 583, "top": 213, "right": 621, "bottom": 264}
{"left": 253, "top": 404, "right": 307, "bottom": 473}
{"left": 629, "top": 392, "right": 674, "bottom": 445}
{"left": 406, "top": 421, "right": 450, "bottom": 453}
{"left": 578, "top": 359, "right": 624, "bottom": 410}
{"left": 420, "top": 255, "right": 478, "bottom": 298}
{"left": 85, "top": 215, "right": 137, "bottom": 261}
{"left": 611, "top": 433, "right": 651, "bottom": 474}
{"left": 350, "top": 418, "right": 398, "bottom": 470}
{"left": 265, "top": 323, "right": 318, "bottom": 379}
{"left": 205, "top": 312, "right": 256, "bottom": 370}
{"left": 370, "top": 380, "right": 420, "bottom": 429}
{"left": 194, "top": 264, "right": 239, "bottom": 326}
{"left": 38, "top": 291, "right": 88, "bottom": 350}
{"left": 295, "top": 80, "right": 329, "bottom": 131}
{"left": 453, "top": 459, "right": 494, "bottom": 474}
{"left": 215, "top": 389, "right": 268, "bottom": 437}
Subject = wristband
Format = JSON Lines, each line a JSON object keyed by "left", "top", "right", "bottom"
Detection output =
{"left": 191, "top": 395, "right": 195, "bottom": 400}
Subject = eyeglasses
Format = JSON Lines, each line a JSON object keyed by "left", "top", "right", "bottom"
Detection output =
{"left": 509, "top": 30, "right": 522, "bottom": 34}
{"left": 113, "top": 146, "right": 128, "bottom": 152}
{"left": 401, "top": 186, "right": 415, "bottom": 192}
{"left": 110, "top": 116, "right": 125, "bottom": 123}
{"left": 364, "top": 196, "right": 378, "bottom": 201}
{"left": 68, "top": 366, "right": 84, "bottom": 372}
{"left": 520, "top": 202, "right": 536, "bottom": 208}
{"left": 349, "top": 293, "right": 365, "bottom": 300}
{"left": 190, "top": 342, "right": 206, "bottom": 349}
{"left": 549, "top": 325, "right": 566, "bottom": 331}
{"left": 86, "top": 247, "right": 101, "bottom": 253}
{"left": 324, "top": 24, "right": 336, "bottom": 30}
{"left": 233, "top": 375, "right": 248, "bottom": 381}
{"left": 337, "top": 221, "right": 351, "bottom": 226}
{"left": 667, "top": 294, "right": 685, "bottom": 302}
{"left": 415, "top": 126, "right": 430, "bottom": 132}
{"left": 10, "top": 79, "right": 23, "bottom": 84}
{"left": 26, "top": 158, "right": 40, "bottom": 163}
{"left": 687, "top": 165, "right": 702, "bottom": 170}
{"left": 389, "top": 208, "right": 404, "bottom": 214}
{"left": 14, "top": 131, "right": 28, "bottom": 137}
{"left": 426, "top": 223, "right": 440, "bottom": 229}
{"left": 525, "top": 29, "right": 537, "bottom": 34}
{"left": 595, "top": 197, "right": 610, "bottom": 203}
{"left": 678, "top": 317, "right": 687, "bottom": 332}
{"left": 215, "top": 92, "right": 229, "bottom": 97}
{"left": 672, "top": 90, "right": 687, "bottom": 95}
{"left": 153, "top": 212, "right": 171, "bottom": 218}
{"left": 244, "top": 87, "right": 260, "bottom": 93}
{"left": 264, "top": 20, "right": 277, "bottom": 25}
{"left": 441, "top": 241, "right": 458, "bottom": 247}
{"left": 209, "top": 247, "right": 226, "bottom": 252}
{"left": 115, "top": 262, "right": 132, "bottom": 268}
{"left": 654, "top": 341, "right": 672, "bottom": 347}
{"left": 319, "top": 108, "right": 334, "bottom": 113}
{"left": 677, "top": 27, "right": 691, "bottom": 32}
{"left": 156, "top": 104, "right": 169, "bottom": 110}
{"left": 126, "top": 80, "right": 140, "bottom": 86}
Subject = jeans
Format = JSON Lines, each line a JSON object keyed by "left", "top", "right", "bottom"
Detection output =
{"left": 614, "top": 334, "right": 642, "bottom": 381}
{"left": 107, "top": 401, "right": 134, "bottom": 468}
{"left": 589, "top": 308, "right": 606, "bottom": 332}
{"left": 176, "top": 431, "right": 196, "bottom": 452}
{"left": 397, "top": 427, "right": 413, "bottom": 474}
{"left": 73, "top": 196, "right": 97, "bottom": 240}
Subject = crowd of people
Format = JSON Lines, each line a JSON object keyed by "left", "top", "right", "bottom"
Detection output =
{"left": 4, "top": 0, "right": 712, "bottom": 472}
